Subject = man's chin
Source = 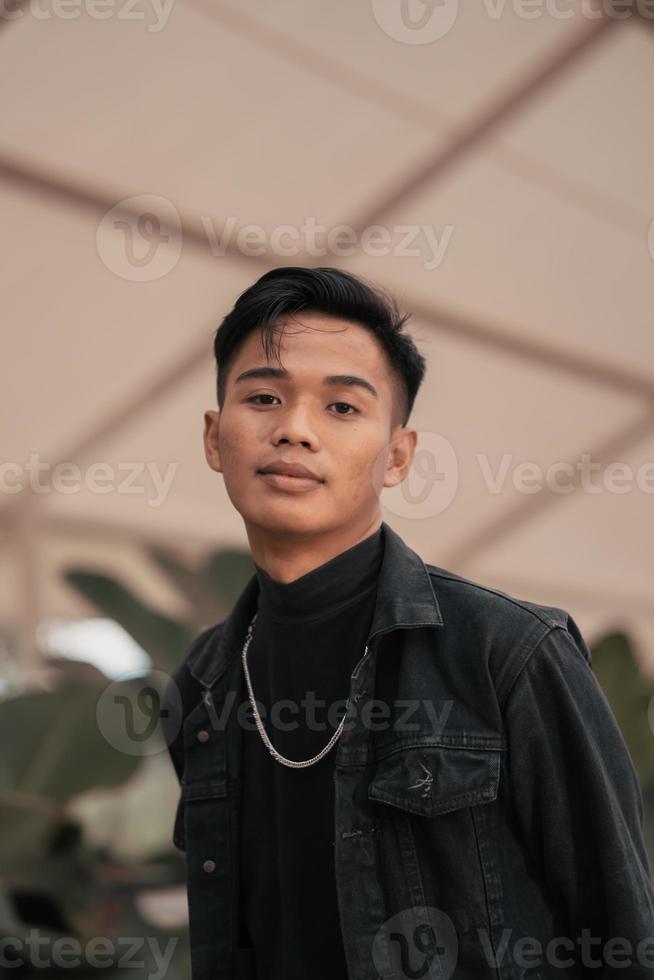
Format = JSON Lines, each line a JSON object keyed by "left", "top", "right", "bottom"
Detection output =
{"left": 243, "top": 501, "right": 332, "bottom": 536}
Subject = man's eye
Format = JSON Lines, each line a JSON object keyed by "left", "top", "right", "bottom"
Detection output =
{"left": 247, "top": 394, "right": 279, "bottom": 405}
{"left": 246, "top": 395, "right": 358, "bottom": 416}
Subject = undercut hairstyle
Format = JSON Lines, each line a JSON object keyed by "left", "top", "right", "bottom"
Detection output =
{"left": 212, "top": 266, "right": 427, "bottom": 428}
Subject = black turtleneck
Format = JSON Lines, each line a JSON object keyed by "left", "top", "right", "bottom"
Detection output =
{"left": 237, "top": 525, "right": 384, "bottom": 979}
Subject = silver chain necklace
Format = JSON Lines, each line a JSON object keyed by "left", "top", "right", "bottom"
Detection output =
{"left": 241, "top": 611, "right": 362, "bottom": 768}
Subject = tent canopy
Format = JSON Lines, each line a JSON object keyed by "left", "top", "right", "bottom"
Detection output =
{"left": 2, "top": 1, "right": 653, "bottom": 679}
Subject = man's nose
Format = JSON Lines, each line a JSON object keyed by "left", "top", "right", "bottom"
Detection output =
{"left": 271, "top": 404, "right": 320, "bottom": 449}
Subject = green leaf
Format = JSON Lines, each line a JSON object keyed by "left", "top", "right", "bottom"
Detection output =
{"left": 591, "top": 631, "right": 654, "bottom": 801}
{"left": 64, "top": 570, "right": 195, "bottom": 673}
{"left": 0, "top": 684, "right": 142, "bottom": 803}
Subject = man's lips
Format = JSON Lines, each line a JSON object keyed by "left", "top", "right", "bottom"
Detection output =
{"left": 257, "top": 462, "right": 324, "bottom": 492}
{"left": 257, "top": 462, "right": 323, "bottom": 481}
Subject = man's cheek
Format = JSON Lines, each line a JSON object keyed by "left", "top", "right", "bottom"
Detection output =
{"left": 341, "top": 471, "right": 367, "bottom": 505}
{"left": 219, "top": 430, "right": 244, "bottom": 467}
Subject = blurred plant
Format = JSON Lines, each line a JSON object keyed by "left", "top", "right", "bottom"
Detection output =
{"left": 0, "top": 675, "right": 140, "bottom": 952}
{"left": 590, "top": 631, "right": 654, "bottom": 862}
{"left": 0, "top": 544, "right": 254, "bottom": 972}
{"left": 64, "top": 544, "right": 254, "bottom": 674}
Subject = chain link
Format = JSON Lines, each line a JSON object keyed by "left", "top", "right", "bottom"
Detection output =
{"left": 241, "top": 611, "right": 361, "bottom": 768}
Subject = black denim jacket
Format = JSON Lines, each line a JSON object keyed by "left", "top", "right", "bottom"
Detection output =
{"left": 162, "top": 521, "right": 654, "bottom": 980}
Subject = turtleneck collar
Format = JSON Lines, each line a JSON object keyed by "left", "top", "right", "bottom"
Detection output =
{"left": 253, "top": 525, "right": 384, "bottom": 625}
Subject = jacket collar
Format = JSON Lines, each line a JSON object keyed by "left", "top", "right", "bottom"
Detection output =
{"left": 188, "top": 519, "right": 444, "bottom": 689}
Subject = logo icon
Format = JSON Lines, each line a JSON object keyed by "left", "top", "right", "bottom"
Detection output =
{"left": 381, "top": 430, "right": 459, "bottom": 520}
{"left": 96, "top": 194, "right": 182, "bottom": 281}
{"left": 372, "top": 906, "right": 458, "bottom": 979}
{"left": 96, "top": 668, "right": 182, "bottom": 756}
{"left": 371, "top": 0, "right": 459, "bottom": 44}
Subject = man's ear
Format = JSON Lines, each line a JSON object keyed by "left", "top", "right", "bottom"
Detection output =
{"left": 383, "top": 427, "right": 417, "bottom": 488}
{"left": 203, "top": 410, "right": 222, "bottom": 473}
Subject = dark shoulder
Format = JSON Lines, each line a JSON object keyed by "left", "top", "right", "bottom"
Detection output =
{"left": 423, "top": 562, "right": 590, "bottom": 702}
{"left": 425, "top": 562, "right": 573, "bottom": 632}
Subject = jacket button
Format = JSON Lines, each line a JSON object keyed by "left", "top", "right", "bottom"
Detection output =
{"left": 203, "top": 859, "right": 216, "bottom": 873}
{"left": 197, "top": 730, "right": 210, "bottom": 743}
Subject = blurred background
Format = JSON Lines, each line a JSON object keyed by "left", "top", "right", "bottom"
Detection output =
{"left": 1, "top": 0, "right": 654, "bottom": 975}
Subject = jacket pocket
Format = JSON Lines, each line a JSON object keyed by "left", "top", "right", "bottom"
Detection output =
{"left": 173, "top": 778, "right": 230, "bottom": 852}
{"left": 367, "top": 743, "right": 502, "bottom": 818}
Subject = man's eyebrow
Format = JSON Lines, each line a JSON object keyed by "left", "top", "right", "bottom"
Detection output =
{"left": 234, "top": 366, "right": 378, "bottom": 399}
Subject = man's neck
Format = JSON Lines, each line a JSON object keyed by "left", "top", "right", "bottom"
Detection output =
{"left": 245, "top": 513, "right": 383, "bottom": 585}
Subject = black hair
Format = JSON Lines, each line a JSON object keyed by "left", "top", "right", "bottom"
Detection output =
{"left": 212, "top": 266, "right": 427, "bottom": 428}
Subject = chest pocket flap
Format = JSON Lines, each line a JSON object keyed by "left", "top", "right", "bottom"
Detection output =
{"left": 367, "top": 743, "right": 502, "bottom": 818}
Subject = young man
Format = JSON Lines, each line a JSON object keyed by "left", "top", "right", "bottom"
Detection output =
{"left": 162, "top": 267, "right": 654, "bottom": 980}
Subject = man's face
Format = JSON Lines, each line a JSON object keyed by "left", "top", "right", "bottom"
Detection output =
{"left": 203, "top": 313, "right": 415, "bottom": 537}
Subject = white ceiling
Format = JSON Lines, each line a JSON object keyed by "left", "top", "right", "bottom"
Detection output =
{"left": 1, "top": 0, "right": 653, "bottom": 678}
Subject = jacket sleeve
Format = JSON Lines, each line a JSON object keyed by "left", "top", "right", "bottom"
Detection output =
{"left": 503, "top": 623, "right": 654, "bottom": 970}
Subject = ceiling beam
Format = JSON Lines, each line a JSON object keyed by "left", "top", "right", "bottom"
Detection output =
{"left": 1, "top": 148, "right": 652, "bottom": 407}
{"left": 347, "top": 8, "right": 617, "bottom": 234}
{"left": 0, "top": 148, "right": 653, "bottom": 529}
{"left": 441, "top": 406, "right": 654, "bottom": 570}
{"left": 186, "top": 0, "right": 648, "bottom": 239}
